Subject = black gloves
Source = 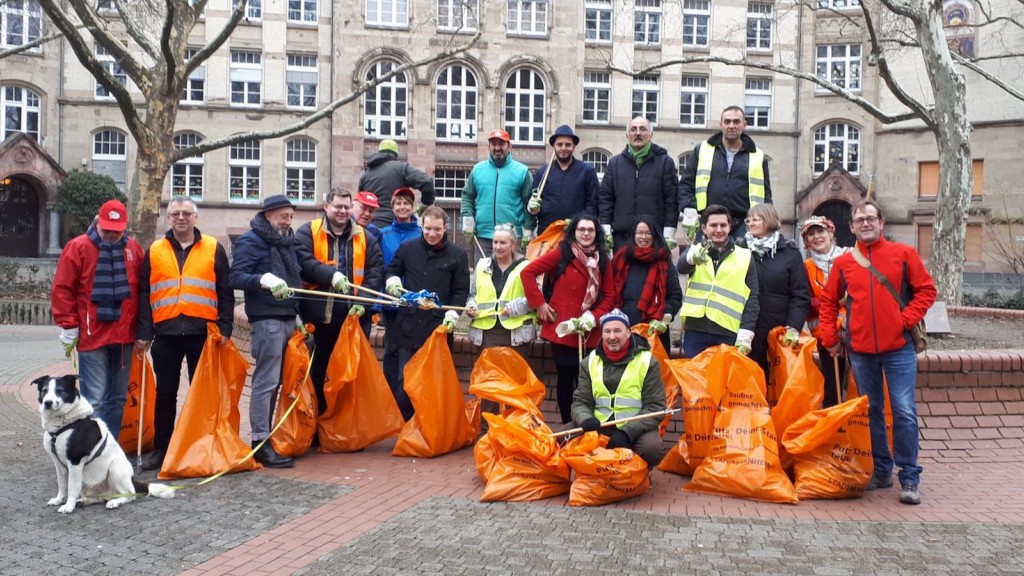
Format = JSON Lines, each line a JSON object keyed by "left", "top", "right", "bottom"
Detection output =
{"left": 607, "top": 430, "right": 632, "bottom": 450}
{"left": 580, "top": 418, "right": 601, "bottom": 432}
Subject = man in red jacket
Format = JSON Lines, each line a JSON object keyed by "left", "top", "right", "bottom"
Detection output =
{"left": 51, "top": 199, "right": 144, "bottom": 436}
{"left": 819, "top": 200, "right": 936, "bottom": 506}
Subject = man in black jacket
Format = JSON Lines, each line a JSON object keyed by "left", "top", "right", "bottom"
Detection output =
{"left": 383, "top": 206, "right": 469, "bottom": 420}
{"left": 359, "top": 139, "right": 436, "bottom": 227}
{"left": 599, "top": 117, "right": 680, "bottom": 252}
{"left": 528, "top": 125, "right": 599, "bottom": 238}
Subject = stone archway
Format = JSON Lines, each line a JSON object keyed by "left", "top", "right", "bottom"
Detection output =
{"left": 795, "top": 162, "right": 866, "bottom": 248}
{"left": 813, "top": 199, "right": 855, "bottom": 247}
{"left": 0, "top": 176, "right": 40, "bottom": 256}
{"left": 0, "top": 133, "right": 67, "bottom": 256}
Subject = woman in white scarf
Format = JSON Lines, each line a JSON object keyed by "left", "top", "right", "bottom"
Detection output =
{"left": 801, "top": 215, "right": 851, "bottom": 407}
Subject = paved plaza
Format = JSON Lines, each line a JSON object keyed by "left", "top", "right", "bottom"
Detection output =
{"left": 1, "top": 325, "right": 1022, "bottom": 575}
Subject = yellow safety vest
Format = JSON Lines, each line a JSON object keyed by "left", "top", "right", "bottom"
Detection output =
{"left": 469, "top": 260, "right": 536, "bottom": 330}
{"left": 149, "top": 235, "right": 219, "bottom": 323}
{"left": 680, "top": 247, "right": 752, "bottom": 333}
{"left": 309, "top": 218, "right": 365, "bottom": 287}
{"left": 589, "top": 350, "right": 651, "bottom": 428}
{"left": 694, "top": 141, "right": 766, "bottom": 211}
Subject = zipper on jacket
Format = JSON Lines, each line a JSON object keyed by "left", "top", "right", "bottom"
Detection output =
{"left": 867, "top": 243, "right": 879, "bottom": 354}
{"left": 493, "top": 167, "right": 500, "bottom": 234}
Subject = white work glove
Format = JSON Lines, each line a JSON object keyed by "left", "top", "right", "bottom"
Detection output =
{"left": 647, "top": 313, "right": 672, "bottom": 336}
{"left": 260, "top": 273, "right": 291, "bottom": 300}
{"left": 385, "top": 276, "right": 404, "bottom": 297}
{"left": 295, "top": 318, "right": 308, "bottom": 335}
{"left": 521, "top": 228, "right": 535, "bottom": 250}
{"left": 736, "top": 329, "right": 754, "bottom": 356}
{"left": 663, "top": 226, "right": 678, "bottom": 250}
{"left": 331, "top": 272, "right": 351, "bottom": 294}
{"left": 59, "top": 327, "right": 79, "bottom": 358}
{"left": 527, "top": 190, "right": 542, "bottom": 215}
{"left": 441, "top": 310, "right": 459, "bottom": 332}
{"left": 601, "top": 224, "right": 613, "bottom": 251}
{"left": 349, "top": 304, "right": 365, "bottom": 317}
{"left": 680, "top": 208, "right": 699, "bottom": 243}
{"left": 686, "top": 244, "right": 709, "bottom": 265}
{"left": 555, "top": 318, "right": 580, "bottom": 338}
{"left": 576, "top": 310, "right": 596, "bottom": 333}
{"left": 782, "top": 327, "right": 800, "bottom": 348}
{"left": 462, "top": 216, "right": 476, "bottom": 237}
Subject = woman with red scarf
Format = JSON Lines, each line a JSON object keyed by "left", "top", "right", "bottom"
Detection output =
{"left": 522, "top": 215, "right": 616, "bottom": 423}
{"left": 610, "top": 217, "right": 682, "bottom": 351}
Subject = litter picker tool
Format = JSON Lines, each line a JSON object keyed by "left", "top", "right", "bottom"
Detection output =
{"left": 288, "top": 287, "right": 396, "bottom": 307}
{"left": 550, "top": 408, "right": 680, "bottom": 438}
{"left": 833, "top": 355, "right": 843, "bottom": 406}
{"left": 136, "top": 352, "right": 148, "bottom": 473}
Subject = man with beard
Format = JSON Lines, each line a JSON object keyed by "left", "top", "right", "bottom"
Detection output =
{"left": 228, "top": 195, "right": 302, "bottom": 468}
{"left": 526, "top": 125, "right": 599, "bottom": 239}
{"left": 461, "top": 129, "right": 535, "bottom": 256}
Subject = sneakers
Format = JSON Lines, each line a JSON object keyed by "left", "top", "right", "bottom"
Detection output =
{"left": 252, "top": 441, "right": 294, "bottom": 469}
{"left": 140, "top": 449, "right": 166, "bottom": 472}
{"left": 900, "top": 485, "right": 922, "bottom": 505}
{"left": 864, "top": 474, "right": 893, "bottom": 491}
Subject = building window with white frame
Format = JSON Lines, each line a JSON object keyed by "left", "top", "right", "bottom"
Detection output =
{"left": 285, "top": 138, "right": 317, "bottom": 203}
{"left": 817, "top": 0, "right": 859, "bottom": 9}
{"left": 813, "top": 123, "right": 859, "bottom": 174}
{"left": 746, "top": 2, "right": 772, "bottom": 50}
{"left": 95, "top": 45, "right": 128, "bottom": 100}
{"left": 366, "top": 0, "right": 408, "bottom": 28}
{"left": 435, "top": 64, "right": 478, "bottom": 141}
{"left": 180, "top": 48, "right": 205, "bottom": 104}
{"left": 815, "top": 44, "right": 862, "bottom": 91}
{"left": 744, "top": 78, "right": 771, "bottom": 128}
{"left": 233, "top": 0, "right": 262, "bottom": 20}
{"left": 92, "top": 129, "right": 127, "bottom": 191}
{"left": 229, "top": 50, "right": 262, "bottom": 107}
{"left": 438, "top": 0, "right": 478, "bottom": 31}
{"left": 585, "top": 0, "right": 612, "bottom": 44}
{"left": 287, "top": 0, "right": 317, "bottom": 23}
{"left": 582, "top": 71, "right": 611, "bottom": 124}
{"left": 581, "top": 149, "right": 610, "bottom": 183}
{"left": 364, "top": 60, "right": 407, "bottom": 139}
{"left": 434, "top": 165, "right": 471, "bottom": 200}
{"left": 631, "top": 75, "right": 659, "bottom": 125}
{"left": 683, "top": 0, "right": 710, "bottom": 47}
{"left": 286, "top": 54, "right": 318, "bottom": 109}
{"left": 634, "top": 0, "right": 661, "bottom": 45}
{"left": 1, "top": 0, "right": 43, "bottom": 49}
{"left": 680, "top": 75, "right": 708, "bottom": 127}
{"left": 228, "top": 140, "right": 261, "bottom": 202}
{"left": 172, "top": 133, "right": 204, "bottom": 200}
{"left": 504, "top": 68, "right": 546, "bottom": 144}
{"left": 507, "top": 0, "right": 547, "bottom": 36}
{"left": 1, "top": 85, "right": 41, "bottom": 141}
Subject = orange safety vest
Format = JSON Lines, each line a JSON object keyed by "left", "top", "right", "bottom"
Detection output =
{"left": 149, "top": 235, "right": 219, "bottom": 323}
{"left": 804, "top": 258, "right": 845, "bottom": 340}
{"left": 310, "top": 218, "right": 365, "bottom": 288}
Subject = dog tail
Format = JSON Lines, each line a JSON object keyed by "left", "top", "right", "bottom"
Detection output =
{"left": 132, "top": 478, "right": 176, "bottom": 499}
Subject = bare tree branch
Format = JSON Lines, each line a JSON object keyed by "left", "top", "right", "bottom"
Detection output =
{"left": 0, "top": 30, "right": 64, "bottom": 59}
{"left": 184, "top": 0, "right": 248, "bottom": 78}
{"left": 953, "top": 52, "right": 1024, "bottom": 101}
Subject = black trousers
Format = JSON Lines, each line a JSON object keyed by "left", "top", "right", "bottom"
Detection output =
{"left": 151, "top": 334, "right": 207, "bottom": 450}
{"left": 310, "top": 314, "right": 372, "bottom": 415}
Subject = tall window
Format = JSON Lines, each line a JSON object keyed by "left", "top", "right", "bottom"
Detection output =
{"left": 631, "top": 75, "right": 659, "bottom": 125}
{"left": 683, "top": 0, "right": 710, "bottom": 47}
{"left": 744, "top": 78, "right": 771, "bottom": 128}
{"left": 92, "top": 129, "right": 127, "bottom": 191}
{"left": 634, "top": 0, "right": 661, "bottom": 45}
{"left": 95, "top": 45, "right": 127, "bottom": 100}
{"left": 813, "top": 123, "right": 859, "bottom": 174}
{"left": 286, "top": 54, "right": 318, "bottom": 109}
{"left": 366, "top": 0, "right": 408, "bottom": 27}
{"left": 438, "top": 0, "right": 478, "bottom": 31}
{"left": 680, "top": 75, "right": 708, "bottom": 127}
{"left": 434, "top": 166, "right": 471, "bottom": 199}
{"left": 815, "top": 44, "right": 862, "bottom": 91}
{"left": 818, "top": 0, "right": 859, "bottom": 9}
{"left": 180, "top": 48, "right": 205, "bottom": 104}
{"left": 233, "top": 0, "right": 262, "bottom": 20}
{"left": 582, "top": 71, "right": 611, "bottom": 124}
{"left": 1, "top": 85, "right": 40, "bottom": 141}
{"left": 585, "top": 0, "right": 612, "bottom": 44}
{"left": 1, "top": 0, "right": 43, "bottom": 49}
{"left": 287, "top": 0, "right": 317, "bottom": 23}
{"left": 172, "top": 133, "right": 204, "bottom": 200}
{"left": 746, "top": 2, "right": 772, "bottom": 50}
{"left": 435, "top": 64, "right": 478, "bottom": 141}
{"left": 364, "top": 60, "right": 407, "bottom": 139}
{"left": 582, "top": 149, "right": 610, "bottom": 183}
{"left": 229, "top": 140, "right": 261, "bottom": 202}
{"left": 229, "top": 50, "right": 262, "bottom": 107}
{"left": 285, "top": 138, "right": 317, "bottom": 203}
{"left": 507, "top": 0, "right": 548, "bottom": 36}
{"left": 503, "top": 68, "right": 545, "bottom": 144}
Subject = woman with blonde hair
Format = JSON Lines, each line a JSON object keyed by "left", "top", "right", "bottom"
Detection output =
{"left": 465, "top": 223, "right": 536, "bottom": 352}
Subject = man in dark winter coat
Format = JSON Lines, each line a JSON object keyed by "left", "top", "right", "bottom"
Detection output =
{"left": 599, "top": 117, "right": 680, "bottom": 251}
{"left": 528, "top": 125, "right": 599, "bottom": 237}
{"left": 358, "top": 139, "right": 436, "bottom": 227}
{"left": 383, "top": 206, "right": 470, "bottom": 420}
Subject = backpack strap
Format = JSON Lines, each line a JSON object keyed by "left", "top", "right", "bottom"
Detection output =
{"left": 851, "top": 247, "right": 906, "bottom": 311}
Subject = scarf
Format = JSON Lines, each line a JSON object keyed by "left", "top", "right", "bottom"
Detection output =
{"left": 87, "top": 224, "right": 131, "bottom": 322}
{"left": 612, "top": 246, "right": 669, "bottom": 321}
{"left": 423, "top": 233, "right": 447, "bottom": 253}
{"left": 249, "top": 214, "right": 301, "bottom": 287}
{"left": 810, "top": 245, "right": 848, "bottom": 279}
{"left": 744, "top": 230, "right": 781, "bottom": 259}
{"left": 629, "top": 142, "right": 652, "bottom": 167}
{"left": 571, "top": 241, "right": 601, "bottom": 311}
{"left": 602, "top": 338, "right": 630, "bottom": 364}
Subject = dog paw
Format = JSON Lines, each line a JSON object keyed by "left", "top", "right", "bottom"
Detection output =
{"left": 57, "top": 503, "right": 76, "bottom": 514}
{"left": 47, "top": 497, "right": 63, "bottom": 506}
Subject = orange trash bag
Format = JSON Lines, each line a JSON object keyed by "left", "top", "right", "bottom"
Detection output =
{"left": 478, "top": 412, "right": 571, "bottom": 502}
{"left": 319, "top": 315, "right": 405, "bottom": 452}
{"left": 847, "top": 373, "right": 894, "bottom": 452}
{"left": 658, "top": 346, "right": 731, "bottom": 477}
{"left": 474, "top": 410, "right": 541, "bottom": 480}
{"left": 159, "top": 323, "right": 260, "bottom": 480}
{"left": 766, "top": 326, "right": 825, "bottom": 470}
{"left": 393, "top": 326, "right": 481, "bottom": 457}
{"left": 782, "top": 395, "right": 874, "bottom": 500}
{"left": 631, "top": 324, "right": 681, "bottom": 437}
{"left": 468, "top": 347, "right": 547, "bottom": 416}
{"left": 526, "top": 219, "right": 568, "bottom": 261}
{"left": 562, "top": 431, "right": 651, "bottom": 507}
{"left": 684, "top": 347, "right": 798, "bottom": 504}
{"left": 118, "top": 352, "right": 156, "bottom": 454}
{"left": 269, "top": 325, "right": 318, "bottom": 458}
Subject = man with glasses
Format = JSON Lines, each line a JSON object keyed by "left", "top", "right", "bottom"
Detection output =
{"left": 136, "top": 196, "right": 234, "bottom": 471}
{"left": 599, "top": 117, "right": 680, "bottom": 251}
{"left": 818, "top": 200, "right": 936, "bottom": 506}
{"left": 679, "top": 106, "right": 772, "bottom": 241}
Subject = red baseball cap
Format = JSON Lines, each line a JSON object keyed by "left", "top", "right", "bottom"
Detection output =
{"left": 487, "top": 129, "right": 510, "bottom": 143}
{"left": 98, "top": 199, "right": 128, "bottom": 232}
{"left": 393, "top": 187, "right": 416, "bottom": 202}
{"left": 354, "top": 191, "right": 380, "bottom": 208}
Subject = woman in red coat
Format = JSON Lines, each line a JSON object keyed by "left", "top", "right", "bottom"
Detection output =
{"left": 521, "top": 215, "right": 615, "bottom": 423}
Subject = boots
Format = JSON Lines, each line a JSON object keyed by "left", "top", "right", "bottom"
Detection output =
{"left": 141, "top": 449, "right": 166, "bottom": 472}
{"left": 252, "top": 440, "right": 294, "bottom": 469}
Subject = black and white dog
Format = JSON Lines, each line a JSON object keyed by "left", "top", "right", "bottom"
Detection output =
{"left": 35, "top": 374, "right": 175, "bottom": 513}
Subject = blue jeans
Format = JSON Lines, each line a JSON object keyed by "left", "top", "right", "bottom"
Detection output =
{"left": 847, "top": 341, "right": 922, "bottom": 488}
{"left": 682, "top": 330, "right": 735, "bottom": 359}
{"left": 77, "top": 343, "right": 133, "bottom": 435}
{"left": 249, "top": 318, "right": 291, "bottom": 442}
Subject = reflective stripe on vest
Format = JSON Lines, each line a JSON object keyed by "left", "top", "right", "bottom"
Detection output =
{"left": 149, "top": 235, "right": 219, "bottom": 323}
{"left": 469, "top": 260, "right": 537, "bottom": 331}
{"left": 680, "top": 247, "right": 752, "bottom": 333}
{"left": 694, "top": 141, "right": 766, "bottom": 211}
{"left": 589, "top": 350, "right": 651, "bottom": 428}
{"left": 310, "top": 218, "right": 366, "bottom": 288}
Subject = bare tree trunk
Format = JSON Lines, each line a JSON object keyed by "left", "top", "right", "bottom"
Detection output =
{"left": 128, "top": 97, "right": 177, "bottom": 248}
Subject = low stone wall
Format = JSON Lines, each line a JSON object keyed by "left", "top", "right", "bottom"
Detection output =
{"left": 0, "top": 300, "right": 52, "bottom": 325}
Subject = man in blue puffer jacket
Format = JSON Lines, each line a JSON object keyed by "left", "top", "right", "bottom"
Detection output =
{"left": 460, "top": 129, "right": 535, "bottom": 257}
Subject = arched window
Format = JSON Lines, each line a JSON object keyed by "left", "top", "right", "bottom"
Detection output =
{"left": 172, "top": 133, "right": 204, "bottom": 200}
{"left": 435, "top": 64, "right": 478, "bottom": 142}
{"left": 364, "top": 60, "right": 407, "bottom": 139}
{"left": 813, "top": 122, "right": 859, "bottom": 174}
{"left": 1, "top": 85, "right": 41, "bottom": 141}
{"left": 285, "top": 138, "right": 317, "bottom": 203}
{"left": 92, "top": 129, "right": 127, "bottom": 190}
{"left": 582, "top": 149, "right": 610, "bottom": 183}
{"left": 504, "top": 68, "right": 545, "bottom": 145}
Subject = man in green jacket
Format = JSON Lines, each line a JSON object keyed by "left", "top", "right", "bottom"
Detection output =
{"left": 460, "top": 129, "right": 535, "bottom": 257}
